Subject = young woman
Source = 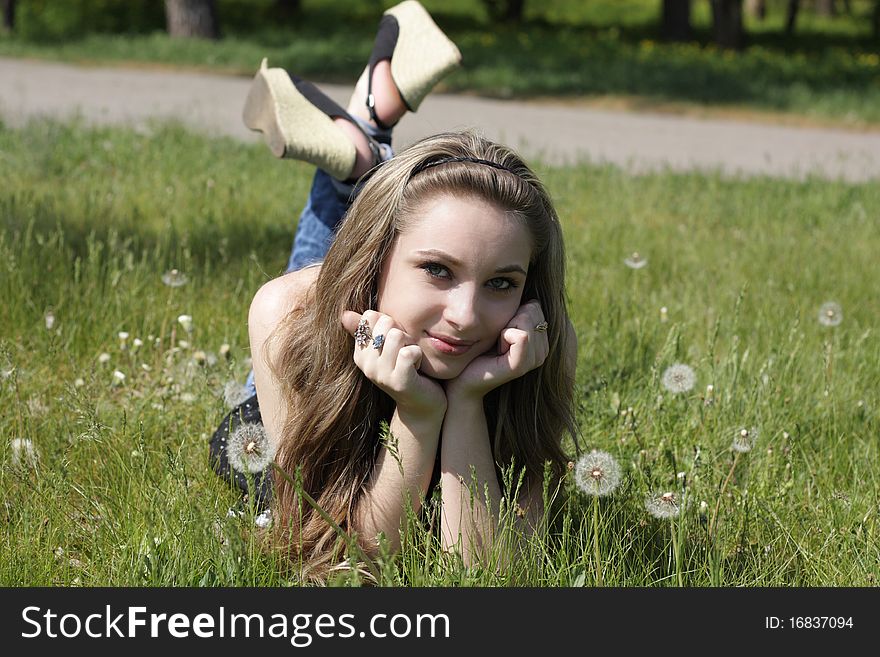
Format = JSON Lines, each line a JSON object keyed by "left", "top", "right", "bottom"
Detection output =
{"left": 211, "top": 2, "right": 578, "bottom": 580}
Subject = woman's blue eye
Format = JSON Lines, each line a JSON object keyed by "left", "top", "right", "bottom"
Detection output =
{"left": 422, "top": 262, "right": 449, "bottom": 278}
{"left": 488, "top": 278, "right": 516, "bottom": 291}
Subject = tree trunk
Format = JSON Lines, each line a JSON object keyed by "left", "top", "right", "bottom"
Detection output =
{"left": 165, "top": 0, "right": 220, "bottom": 39}
{"left": 745, "top": 0, "right": 766, "bottom": 19}
{"left": 814, "top": 0, "right": 836, "bottom": 17}
{"left": 710, "top": 0, "right": 744, "bottom": 49}
{"left": 662, "top": 0, "right": 692, "bottom": 41}
{"left": 786, "top": 0, "right": 800, "bottom": 35}
{"left": 2, "top": 0, "right": 15, "bottom": 32}
{"left": 874, "top": 0, "right": 880, "bottom": 40}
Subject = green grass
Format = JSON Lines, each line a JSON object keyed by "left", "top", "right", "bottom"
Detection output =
{"left": 1, "top": 118, "right": 879, "bottom": 586}
{"left": 1, "top": 0, "right": 879, "bottom": 126}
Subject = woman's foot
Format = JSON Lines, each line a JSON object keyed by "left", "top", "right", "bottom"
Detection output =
{"left": 347, "top": 61, "right": 407, "bottom": 131}
{"left": 242, "top": 60, "right": 388, "bottom": 181}
{"left": 365, "top": 0, "right": 461, "bottom": 122}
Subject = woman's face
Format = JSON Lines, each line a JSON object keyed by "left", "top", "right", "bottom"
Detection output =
{"left": 377, "top": 194, "right": 533, "bottom": 379}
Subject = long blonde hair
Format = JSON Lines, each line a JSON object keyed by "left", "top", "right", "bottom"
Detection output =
{"left": 268, "top": 131, "right": 576, "bottom": 578}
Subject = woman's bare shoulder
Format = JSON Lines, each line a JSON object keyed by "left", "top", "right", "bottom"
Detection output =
{"left": 249, "top": 264, "right": 322, "bottom": 331}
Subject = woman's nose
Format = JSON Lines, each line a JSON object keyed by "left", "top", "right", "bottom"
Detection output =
{"left": 442, "top": 285, "right": 480, "bottom": 330}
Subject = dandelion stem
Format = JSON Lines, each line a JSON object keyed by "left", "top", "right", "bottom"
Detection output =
{"left": 709, "top": 451, "right": 741, "bottom": 542}
{"left": 670, "top": 518, "right": 683, "bottom": 587}
{"left": 592, "top": 495, "right": 603, "bottom": 587}
{"left": 270, "top": 461, "right": 380, "bottom": 582}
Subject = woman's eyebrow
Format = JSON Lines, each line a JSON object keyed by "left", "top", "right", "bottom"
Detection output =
{"left": 413, "top": 248, "right": 527, "bottom": 276}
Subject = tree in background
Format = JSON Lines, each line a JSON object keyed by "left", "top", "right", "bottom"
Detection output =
{"left": 165, "top": 0, "right": 219, "bottom": 39}
{"left": 710, "top": 0, "right": 744, "bottom": 48}
{"left": 662, "top": 0, "right": 692, "bottom": 41}
{"left": 2, "top": 0, "right": 15, "bottom": 32}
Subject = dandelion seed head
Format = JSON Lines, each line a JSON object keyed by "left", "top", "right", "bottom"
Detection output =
{"left": 661, "top": 363, "right": 696, "bottom": 394}
{"left": 98, "top": 353, "right": 111, "bottom": 365}
{"left": 818, "top": 301, "right": 842, "bottom": 327}
{"left": 732, "top": 427, "right": 758, "bottom": 453}
{"left": 227, "top": 422, "right": 273, "bottom": 474}
{"left": 574, "top": 450, "right": 621, "bottom": 497}
{"left": 44, "top": 311, "right": 55, "bottom": 330}
{"left": 219, "top": 343, "right": 231, "bottom": 359}
{"left": 177, "top": 315, "right": 193, "bottom": 334}
{"left": 111, "top": 370, "right": 125, "bottom": 386}
{"left": 74, "top": 377, "right": 85, "bottom": 388}
{"left": 192, "top": 350, "right": 207, "bottom": 364}
{"left": 254, "top": 509, "right": 273, "bottom": 529}
{"left": 659, "top": 306, "right": 668, "bottom": 322}
{"left": 162, "top": 269, "right": 188, "bottom": 288}
{"left": 624, "top": 251, "right": 647, "bottom": 269}
{"left": 118, "top": 332, "right": 129, "bottom": 342}
{"left": 645, "top": 491, "right": 681, "bottom": 519}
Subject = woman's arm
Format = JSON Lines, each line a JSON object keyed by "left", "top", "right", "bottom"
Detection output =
{"left": 353, "top": 405, "right": 444, "bottom": 555}
{"left": 440, "top": 305, "right": 577, "bottom": 566}
{"left": 340, "top": 309, "right": 449, "bottom": 555}
{"left": 438, "top": 396, "right": 501, "bottom": 562}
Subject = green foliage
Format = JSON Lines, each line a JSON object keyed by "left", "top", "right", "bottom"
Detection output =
{"left": 1, "top": 118, "right": 879, "bottom": 586}
{"left": 1, "top": 1, "right": 879, "bottom": 124}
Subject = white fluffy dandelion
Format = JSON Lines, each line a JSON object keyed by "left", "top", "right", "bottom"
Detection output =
{"left": 97, "top": 352, "right": 111, "bottom": 365}
{"left": 227, "top": 422, "right": 273, "bottom": 474}
{"left": 161, "top": 269, "right": 188, "bottom": 288}
{"left": 645, "top": 491, "right": 681, "bottom": 519}
{"left": 44, "top": 311, "right": 55, "bottom": 331}
{"left": 818, "top": 301, "right": 842, "bottom": 327}
{"left": 661, "top": 363, "right": 696, "bottom": 394}
{"left": 219, "top": 343, "right": 231, "bottom": 359}
{"left": 111, "top": 370, "right": 126, "bottom": 386}
{"left": 224, "top": 380, "right": 252, "bottom": 409}
{"left": 624, "top": 251, "right": 647, "bottom": 269}
{"left": 732, "top": 427, "right": 758, "bottom": 453}
{"left": 10, "top": 438, "right": 39, "bottom": 469}
{"left": 574, "top": 450, "right": 622, "bottom": 497}
{"left": 177, "top": 315, "right": 193, "bottom": 334}
{"left": 254, "top": 509, "right": 273, "bottom": 529}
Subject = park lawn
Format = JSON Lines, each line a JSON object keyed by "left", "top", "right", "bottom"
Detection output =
{"left": 1, "top": 0, "right": 879, "bottom": 128}
{"left": 1, "top": 117, "right": 878, "bottom": 586}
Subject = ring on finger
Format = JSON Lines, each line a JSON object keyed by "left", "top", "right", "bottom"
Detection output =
{"left": 535, "top": 321, "right": 549, "bottom": 332}
{"left": 354, "top": 317, "right": 372, "bottom": 348}
{"left": 372, "top": 334, "right": 385, "bottom": 351}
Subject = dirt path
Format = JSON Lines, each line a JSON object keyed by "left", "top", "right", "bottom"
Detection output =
{"left": 2, "top": 57, "right": 878, "bottom": 182}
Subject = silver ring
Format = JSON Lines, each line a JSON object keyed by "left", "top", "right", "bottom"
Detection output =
{"left": 372, "top": 334, "right": 385, "bottom": 351}
{"left": 354, "top": 317, "right": 372, "bottom": 348}
{"left": 535, "top": 321, "right": 549, "bottom": 332}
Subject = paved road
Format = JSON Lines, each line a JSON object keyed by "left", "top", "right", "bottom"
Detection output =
{"left": 2, "top": 57, "right": 878, "bottom": 182}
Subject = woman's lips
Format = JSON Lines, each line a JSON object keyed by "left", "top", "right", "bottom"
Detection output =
{"left": 426, "top": 333, "right": 474, "bottom": 356}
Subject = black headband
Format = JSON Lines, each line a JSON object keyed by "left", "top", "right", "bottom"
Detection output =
{"left": 409, "top": 156, "right": 517, "bottom": 179}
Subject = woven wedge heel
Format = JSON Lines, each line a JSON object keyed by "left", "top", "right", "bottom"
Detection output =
{"left": 366, "top": 0, "right": 462, "bottom": 129}
{"left": 243, "top": 58, "right": 361, "bottom": 181}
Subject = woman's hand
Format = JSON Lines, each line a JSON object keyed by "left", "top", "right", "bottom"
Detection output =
{"left": 445, "top": 300, "right": 550, "bottom": 403}
{"left": 342, "top": 310, "right": 447, "bottom": 420}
